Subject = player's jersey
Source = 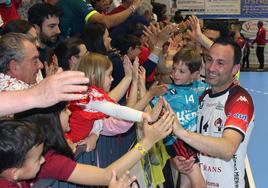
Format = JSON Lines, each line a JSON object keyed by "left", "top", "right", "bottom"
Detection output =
{"left": 197, "top": 84, "right": 254, "bottom": 188}
{"left": 152, "top": 80, "right": 208, "bottom": 145}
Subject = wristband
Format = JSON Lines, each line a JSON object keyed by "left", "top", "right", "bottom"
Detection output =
{"left": 134, "top": 142, "right": 147, "bottom": 155}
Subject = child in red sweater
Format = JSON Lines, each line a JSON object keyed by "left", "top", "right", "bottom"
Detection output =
{"left": 66, "top": 52, "right": 164, "bottom": 150}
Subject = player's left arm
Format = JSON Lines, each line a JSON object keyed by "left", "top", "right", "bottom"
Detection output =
{"left": 172, "top": 89, "right": 254, "bottom": 161}
{"left": 173, "top": 125, "right": 243, "bottom": 161}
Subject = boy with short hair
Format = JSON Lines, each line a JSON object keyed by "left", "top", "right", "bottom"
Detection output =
{"left": 0, "top": 120, "right": 45, "bottom": 187}
{"left": 152, "top": 47, "right": 208, "bottom": 188}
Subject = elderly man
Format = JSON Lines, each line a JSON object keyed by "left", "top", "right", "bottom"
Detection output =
{"left": 0, "top": 33, "right": 43, "bottom": 91}
{"left": 0, "top": 32, "right": 90, "bottom": 115}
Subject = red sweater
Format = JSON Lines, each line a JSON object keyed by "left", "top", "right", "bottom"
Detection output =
{"left": 254, "top": 26, "right": 266, "bottom": 46}
{"left": 66, "top": 86, "right": 115, "bottom": 143}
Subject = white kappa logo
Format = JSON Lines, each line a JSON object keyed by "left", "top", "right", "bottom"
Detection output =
{"left": 236, "top": 96, "right": 248, "bottom": 103}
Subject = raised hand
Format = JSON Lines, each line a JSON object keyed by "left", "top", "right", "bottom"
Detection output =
{"left": 143, "top": 23, "right": 177, "bottom": 51}
{"left": 44, "top": 54, "right": 59, "bottom": 77}
{"left": 148, "top": 82, "right": 168, "bottom": 98}
{"left": 123, "top": 55, "right": 133, "bottom": 78}
{"left": 158, "top": 23, "right": 177, "bottom": 43}
{"left": 143, "top": 109, "right": 174, "bottom": 144}
{"left": 187, "top": 15, "right": 203, "bottom": 41}
{"left": 143, "top": 23, "right": 160, "bottom": 48}
{"left": 168, "top": 35, "right": 183, "bottom": 55}
{"left": 142, "top": 97, "right": 164, "bottom": 123}
{"left": 138, "top": 66, "right": 146, "bottom": 91}
{"left": 31, "top": 68, "right": 89, "bottom": 107}
{"left": 165, "top": 102, "right": 186, "bottom": 138}
{"left": 132, "top": 57, "right": 140, "bottom": 83}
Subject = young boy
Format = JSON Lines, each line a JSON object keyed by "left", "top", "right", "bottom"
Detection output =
{"left": 0, "top": 120, "right": 45, "bottom": 187}
{"left": 152, "top": 47, "right": 208, "bottom": 188}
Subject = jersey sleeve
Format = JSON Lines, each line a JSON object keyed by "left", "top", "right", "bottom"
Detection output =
{"left": 72, "top": 0, "right": 98, "bottom": 22}
{"left": 224, "top": 87, "right": 254, "bottom": 139}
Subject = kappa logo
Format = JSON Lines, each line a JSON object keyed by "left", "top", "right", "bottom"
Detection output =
{"left": 236, "top": 96, "right": 248, "bottom": 103}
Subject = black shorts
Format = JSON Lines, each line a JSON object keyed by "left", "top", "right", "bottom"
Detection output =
{"left": 166, "top": 139, "right": 199, "bottom": 163}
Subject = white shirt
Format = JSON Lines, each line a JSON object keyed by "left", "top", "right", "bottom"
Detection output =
{"left": 197, "top": 85, "right": 254, "bottom": 188}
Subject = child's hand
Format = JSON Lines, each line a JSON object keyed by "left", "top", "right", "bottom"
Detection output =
{"left": 79, "top": 134, "right": 98, "bottom": 152}
{"left": 109, "top": 170, "right": 138, "bottom": 188}
{"left": 143, "top": 97, "right": 164, "bottom": 122}
{"left": 148, "top": 82, "right": 168, "bottom": 97}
